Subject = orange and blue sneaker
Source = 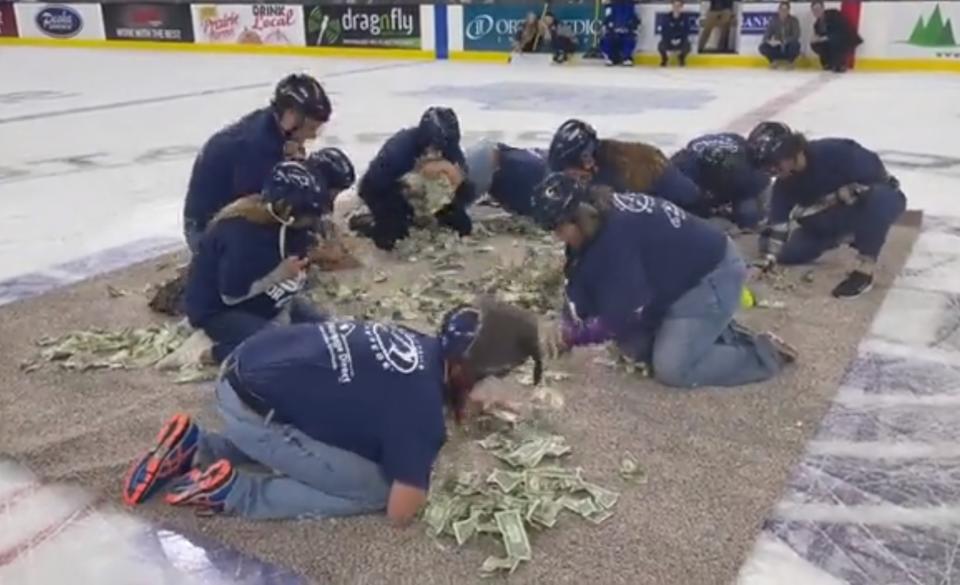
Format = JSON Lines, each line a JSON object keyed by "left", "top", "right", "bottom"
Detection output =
{"left": 164, "top": 459, "right": 236, "bottom": 514}
{"left": 121, "top": 413, "right": 199, "bottom": 506}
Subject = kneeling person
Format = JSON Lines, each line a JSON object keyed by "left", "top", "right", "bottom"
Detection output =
{"left": 454, "top": 140, "right": 548, "bottom": 218}
{"left": 122, "top": 299, "right": 543, "bottom": 523}
{"left": 533, "top": 174, "right": 795, "bottom": 389}
{"left": 184, "top": 161, "right": 331, "bottom": 364}
{"left": 749, "top": 122, "right": 907, "bottom": 298}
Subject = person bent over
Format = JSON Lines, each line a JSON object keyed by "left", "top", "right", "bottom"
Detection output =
{"left": 532, "top": 173, "right": 796, "bottom": 389}
{"left": 459, "top": 141, "right": 548, "bottom": 218}
{"left": 748, "top": 121, "right": 906, "bottom": 298}
{"left": 121, "top": 298, "right": 543, "bottom": 522}
{"left": 183, "top": 161, "right": 331, "bottom": 364}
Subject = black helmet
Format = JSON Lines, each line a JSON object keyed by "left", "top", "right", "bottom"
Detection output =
{"left": 747, "top": 121, "right": 793, "bottom": 167}
{"left": 273, "top": 73, "right": 331, "bottom": 122}
{"left": 419, "top": 106, "right": 461, "bottom": 150}
{"left": 548, "top": 119, "right": 599, "bottom": 171}
{"left": 530, "top": 172, "right": 588, "bottom": 231}
{"left": 262, "top": 161, "right": 329, "bottom": 218}
{"left": 305, "top": 147, "right": 356, "bottom": 193}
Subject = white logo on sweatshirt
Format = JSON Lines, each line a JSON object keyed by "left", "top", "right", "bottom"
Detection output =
{"left": 318, "top": 321, "right": 357, "bottom": 383}
{"left": 265, "top": 272, "right": 306, "bottom": 307}
{"left": 366, "top": 323, "right": 425, "bottom": 374}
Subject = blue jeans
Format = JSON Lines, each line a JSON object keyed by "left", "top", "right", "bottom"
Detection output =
{"left": 184, "top": 217, "right": 203, "bottom": 256}
{"left": 646, "top": 238, "right": 783, "bottom": 388}
{"left": 760, "top": 41, "right": 801, "bottom": 63}
{"left": 779, "top": 185, "right": 907, "bottom": 265}
{"left": 196, "top": 379, "right": 391, "bottom": 520}
{"left": 201, "top": 297, "right": 328, "bottom": 364}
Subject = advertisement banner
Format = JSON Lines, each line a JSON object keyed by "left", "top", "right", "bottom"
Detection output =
{"left": 860, "top": 1, "right": 960, "bottom": 60}
{"left": 0, "top": 2, "right": 17, "bottom": 37}
{"left": 304, "top": 5, "right": 420, "bottom": 48}
{"left": 102, "top": 3, "right": 193, "bottom": 43}
{"left": 463, "top": 4, "right": 600, "bottom": 52}
{"left": 192, "top": 4, "right": 305, "bottom": 45}
{"left": 14, "top": 3, "right": 104, "bottom": 40}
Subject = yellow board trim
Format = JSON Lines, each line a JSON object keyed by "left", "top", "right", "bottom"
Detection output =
{"left": 2, "top": 37, "right": 957, "bottom": 73}
{"left": 0, "top": 37, "right": 435, "bottom": 60}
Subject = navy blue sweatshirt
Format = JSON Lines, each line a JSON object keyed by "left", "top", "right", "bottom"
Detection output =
{"left": 769, "top": 138, "right": 888, "bottom": 225}
{"left": 185, "top": 217, "right": 313, "bottom": 326}
{"left": 673, "top": 133, "right": 769, "bottom": 205}
{"left": 183, "top": 108, "right": 286, "bottom": 230}
{"left": 489, "top": 145, "right": 549, "bottom": 216}
{"left": 231, "top": 321, "right": 447, "bottom": 490}
{"left": 661, "top": 13, "right": 692, "bottom": 44}
{"left": 565, "top": 193, "right": 727, "bottom": 343}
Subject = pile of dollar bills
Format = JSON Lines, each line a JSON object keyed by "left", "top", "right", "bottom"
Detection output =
{"left": 423, "top": 422, "right": 621, "bottom": 576}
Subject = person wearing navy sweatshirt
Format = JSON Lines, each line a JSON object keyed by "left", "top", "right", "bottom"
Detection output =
{"left": 658, "top": 0, "right": 692, "bottom": 66}
{"left": 457, "top": 140, "right": 549, "bottom": 217}
{"left": 351, "top": 107, "right": 470, "bottom": 251}
{"left": 748, "top": 122, "right": 906, "bottom": 298}
{"left": 532, "top": 173, "right": 795, "bottom": 388}
{"left": 548, "top": 119, "right": 706, "bottom": 215}
{"left": 122, "top": 298, "right": 542, "bottom": 522}
{"left": 184, "top": 161, "right": 332, "bottom": 364}
{"left": 183, "top": 74, "right": 331, "bottom": 254}
{"left": 671, "top": 132, "right": 771, "bottom": 229}
{"left": 600, "top": 0, "right": 640, "bottom": 66}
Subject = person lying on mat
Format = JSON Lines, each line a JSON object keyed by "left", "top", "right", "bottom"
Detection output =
{"left": 122, "top": 298, "right": 542, "bottom": 523}
{"left": 183, "top": 161, "right": 331, "bottom": 364}
{"left": 531, "top": 173, "right": 797, "bottom": 388}
{"left": 454, "top": 140, "right": 549, "bottom": 219}
{"left": 747, "top": 121, "right": 907, "bottom": 298}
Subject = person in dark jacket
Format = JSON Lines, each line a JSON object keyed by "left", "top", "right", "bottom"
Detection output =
{"left": 810, "top": 0, "right": 862, "bottom": 72}
{"left": 532, "top": 174, "right": 795, "bottom": 388}
{"left": 698, "top": 0, "right": 736, "bottom": 54}
{"left": 670, "top": 132, "right": 771, "bottom": 229}
{"left": 457, "top": 140, "right": 549, "bottom": 217}
{"left": 748, "top": 122, "right": 906, "bottom": 298}
{"left": 600, "top": 0, "right": 640, "bottom": 66}
{"left": 659, "top": 0, "right": 693, "bottom": 67}
{"left": 760, "top": 1, "right": 801, "bottom": 68}
{"left": 350, "top": 107, "right": 470, "bottom": 250}
{"left": 182, "top": 74, "right": 331, "bottom": 254}
{"left": 183, "top": 161, "right": 333, "bottom": 364}
{"left": 543, "top": 12, "right": 578, "bottom": 64}
{"left": 548, "top": 119, "right": 707, "bottom": 218}
{"left": 122, "top": 298, "right": 543, "bottom": 522}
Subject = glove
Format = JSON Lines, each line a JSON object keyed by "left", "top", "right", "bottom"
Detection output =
{"left": 539, "top": 321, "right": 571, "bottom": 361}
{"left": 836, "top": 183, "right": 869, "bottom": 205}
{"left": 435, "top": 203, "right": 473, "bottom": 236}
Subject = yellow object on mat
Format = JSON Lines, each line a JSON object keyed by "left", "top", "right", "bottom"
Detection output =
{"left": 740, "top": 286, "right": 755, "bottom": 309}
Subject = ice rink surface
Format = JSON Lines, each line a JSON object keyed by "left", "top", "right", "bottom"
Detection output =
{"left": 1, "top": 47, "right": 959, "bottom": 584}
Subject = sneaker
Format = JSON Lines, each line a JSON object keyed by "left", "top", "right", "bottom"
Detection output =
{"left": 760, "top": 332, "right": 799, "bottom": 364}
{"left": 660, "top": 59, "right": 667, "bottom": 67}
{"left": 604, "top": 58, "right": 615, "bottom": 66}
{"left": 347, "top": 213, "right": 376, "bottom": 237}
{"left": 165, "top": 459, "right": 236, "bottom": 513}
{"left": 122, "top": 414, "right": 199, "bottom": 506}
{"left": 621, "top": 58, "right": 635, "bottom": 67}
{"left": 832, "top": 270, "right": 873, "bottom": 298}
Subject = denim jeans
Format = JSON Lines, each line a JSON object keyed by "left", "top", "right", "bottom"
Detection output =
{"left": 645, "top": 238, "right": 783, "bottom": 388}
{"left": 779, "top": 185, "right": 907, "bottom": 265}
{"left": 196, "top": 379, "right": 391, "bottom": 520}
{"left": 201, "top": 297, "right": 328, "bottom": 364}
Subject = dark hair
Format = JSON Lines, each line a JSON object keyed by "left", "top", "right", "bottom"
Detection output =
{"left": 810, "top": 0, "right": 824, "bottom": 7}
{"left": 779, "top": 1, "right": 791, "bottom": 8}
{"left": 776, "top": 132, "right": 808, "bottom": 162}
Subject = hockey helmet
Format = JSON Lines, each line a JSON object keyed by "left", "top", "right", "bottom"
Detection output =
{"left": 262, "top": 161, "right": 329, "bottom": 218}
{"left": 747, "top": 121, "right": 794, "bottom": 168}
{"left": 272, "top": 73, "right": 332, "bottom": 122}
{"left": 305, "top": 147, "right": 356, "bottom": 193}
{"left": 419, "top": 106, "right": 461, "bottom": 150}
{"left": 530, "top": 172, "right": 589, "bottom": 231}
{"left": 439, "top": 296, "right": 543, "bottom": 385}
{"left": 548, "top": 119, "right": 599, "bottom": 171}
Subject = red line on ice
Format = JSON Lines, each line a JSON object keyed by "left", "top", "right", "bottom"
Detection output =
{"left": 0, "top": 500, "right": 100, "bottom": 567}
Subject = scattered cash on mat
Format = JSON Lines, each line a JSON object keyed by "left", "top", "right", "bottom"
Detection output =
{"left": 422, "top": 421, "right": 621, "bottom": 576}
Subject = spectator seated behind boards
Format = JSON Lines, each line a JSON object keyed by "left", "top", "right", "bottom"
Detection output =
{"left": 513, "top": 12, "right": 547, "bottom": 53}
{"left": 698, "top": 0, "right": 736, "bottom": 54}
{"left": 600, "top": 0, "right": 640, "bottom": 67}
{"left": 543, "top": 12, "right": 578, "bottom": 64}
{"left": 760, "top": 1, "right": 801, "bottom": 69}
{"left": 659, "top": 0, "right": 693, "bottom": 67}
{"left": 810, "top": 0, "right": 862, "bottom": 73}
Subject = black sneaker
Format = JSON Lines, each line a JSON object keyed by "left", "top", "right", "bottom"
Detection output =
{"left": 348, "top": 213, "right": 376, "bottom": 237}
{"left": 832, "top": 270, "right": 873, "bottom": 298}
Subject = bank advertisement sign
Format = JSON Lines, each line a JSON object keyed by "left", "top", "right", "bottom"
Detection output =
{"left": 192, "top": 4, "right": 305, "bottom": 45}
{"left": 463, "top": 4, "right": 600, "bottom": 52}
{"left": 304, "top": 5, "right": 420, "bottom": 48}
